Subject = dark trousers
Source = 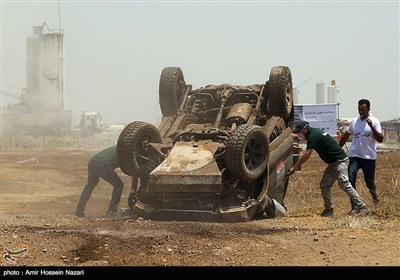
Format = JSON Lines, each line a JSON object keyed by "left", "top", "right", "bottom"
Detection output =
{"left": 75, "top": 160, "right": 124, "bottom": 215}
{"left": 348, "top": 157, "right": 378, "bottom": 209}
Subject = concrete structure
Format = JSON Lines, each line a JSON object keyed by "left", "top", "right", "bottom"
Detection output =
{"left": 316, "top": 81, "right": 327, "bottom": 104}
{"left": 327, "top": 80, "right": 338, "bottom": 104}
{"left": 1, "top": 24, "right": 72, "bottom": 135}
{"left": 293, "top": 87, "right": 300, "bottom": 104}
{"left": 26, "top": 25, "right": 64, "bottom": 112}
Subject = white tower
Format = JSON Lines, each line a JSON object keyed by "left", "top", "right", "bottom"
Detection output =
{"left": 327, "top": 80, "right": 338, "bottom": 104}
{"left": 26, "top": 25, "right": 64, "bottom": 112}
{"left": 316, "top": 81, "right": 327, "bottom": 104}
{"left": 293, "top": 87, "right": 300, "bottom": 104}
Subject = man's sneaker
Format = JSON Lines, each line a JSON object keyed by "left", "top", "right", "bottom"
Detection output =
{"left": 370, "top": 191, "right": 380, "bottom": 204}
{"left": 320, "top": 208, "right": 334, "bottom": 217}
{"left": 74, "top": 211, "right": 85, "bottom": 217}
{"left": 356, "top": 207, "right": 371, "bottom": 216}
{"left": 105, "top": 210, "right": 119, "bottom": 217}
{"left": 119, "top": 207, "right": 135, "bottom": 217}
{"left": 348, "top": 209, "right": 358, "bottom": 216}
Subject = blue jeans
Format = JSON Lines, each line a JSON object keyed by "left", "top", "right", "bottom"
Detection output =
{"left": 75, "top": 160, "right": 124, "bottom": 215}
{"left": 348, "top": 157, "right": 377, "bottom": 209}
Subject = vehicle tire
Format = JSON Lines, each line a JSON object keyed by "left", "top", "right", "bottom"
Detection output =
{"left": 225, "top": 124, "right": 269, "bottom": 181}
{"left": 117, "top": 121, "right": 162, "bottom": 176}
{"left": 260, "top": 81, "right": 269, "bottom": 116}
{"left": 159, "top": 67, "right": 186, "bottom": 116}
{"left": 268, "top": 66, "right": 293, "bottom": 120}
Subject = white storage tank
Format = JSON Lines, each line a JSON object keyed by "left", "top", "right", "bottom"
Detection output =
{"left": 327, "top": 80, "right": 338, "bottom": 104}
{"left": 316, "top": 81, "right": 327, "bottom": 104}
{"left": 26, "top": 25, "right": 64, "bottom": 112}
{"left": 293, "top": 87, "right": 300, "bottom": 104}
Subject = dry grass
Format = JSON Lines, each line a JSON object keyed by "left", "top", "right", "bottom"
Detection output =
{"left": 328, "top": 216, "right": 379, "bottom": 228}
{"left": 286, "top": 150, "right": 400, "bottom": 218}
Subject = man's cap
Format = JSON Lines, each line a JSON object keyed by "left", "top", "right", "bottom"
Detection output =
{"left": 293, "top": 121, "right": 310, "bottom": 133}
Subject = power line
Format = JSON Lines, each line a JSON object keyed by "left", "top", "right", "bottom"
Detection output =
{"left": 294, "top": 77, "right": 312, "bottom": 88}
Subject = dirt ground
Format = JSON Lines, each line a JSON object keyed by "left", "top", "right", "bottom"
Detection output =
{"left": 1, "top": 147, "right": 400, "bottom": 268}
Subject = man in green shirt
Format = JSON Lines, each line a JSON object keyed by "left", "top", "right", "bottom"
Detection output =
{"left": 75, "top": 146, "right": 123, "bottom": 217}
{"left": 288, "top": 121, "right": 370, "bottom": 217}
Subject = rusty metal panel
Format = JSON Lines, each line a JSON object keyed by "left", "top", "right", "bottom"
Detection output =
{"left": 151, "top": 141, "right": 220, "bottom": 173}
{"left": 148, "top": 174, "right": 223, "bottom": 192}
{"left": 149, "top": 141, "right": 223, "bottom": 192}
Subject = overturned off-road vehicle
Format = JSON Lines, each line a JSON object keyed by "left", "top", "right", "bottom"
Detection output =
{"left": 117, "top": 66, "right": 295, "bottom": 222}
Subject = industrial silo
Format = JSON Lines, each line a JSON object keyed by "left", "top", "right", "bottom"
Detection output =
{"left": 327, "top": 80, "right": 338, "bottom": 104}
{"left": 2, "top": 24, "right": 71, "bottom": 135}
{"left": 316, "top": 81, "right": 327, "bottom": 104}
{"left": 26, "top": 25, "right": 64, "bottom": 112}
{"left": 293, "top": 87, "right": 300, "bottom": 104}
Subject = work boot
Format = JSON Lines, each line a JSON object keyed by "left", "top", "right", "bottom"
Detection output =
{"left": 120, "top": 207, "right": 135, "bottom": 217}
{"left": 105, "top": 210, "right": 119, "bottom": 217}
{"left": 348, "top": 209, "right": 358, "bottom": 216}
{"left": 356, "top": 207, "right": 371, "bottom": 216}
{"left": 320, "top": 208, "right": 334, "bottom": 217}
{"left": 74, "top": 211, "right": 85, "bottom": 217}
{"left": 370, "top": 190, "right": 380, "bottom": 204}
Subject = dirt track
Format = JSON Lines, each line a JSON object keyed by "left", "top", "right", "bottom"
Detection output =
{"left": 1, "top": 149, "right": 400, "bottom": 267}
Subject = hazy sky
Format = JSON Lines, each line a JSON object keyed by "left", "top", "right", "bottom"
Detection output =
{"left": 1, "top": 0, "right": 399, "bottom": 126}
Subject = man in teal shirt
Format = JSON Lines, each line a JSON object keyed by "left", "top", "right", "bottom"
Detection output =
{"left": 288, "top": 121, "right": 370, "bottom": 217}
{"left": 75, "top": 146, "right": 123, "bottom": 217}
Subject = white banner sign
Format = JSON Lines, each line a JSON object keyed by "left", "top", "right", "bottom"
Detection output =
{"left": 294, "top": 103, "right": 338, "bottom": 136}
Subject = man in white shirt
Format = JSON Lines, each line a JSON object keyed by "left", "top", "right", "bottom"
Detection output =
{"left": 339, "top": 99, "right": 384, "bottom": 214}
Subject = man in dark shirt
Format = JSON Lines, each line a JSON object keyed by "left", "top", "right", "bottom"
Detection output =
{"left": 75, "top": 146, "right": 123, "bottom": 217}
{"left": 288, "top": 121, "right": 370, "bottom": 217}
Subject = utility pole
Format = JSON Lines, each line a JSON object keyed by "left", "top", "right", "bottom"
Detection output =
{"left": 337, "top": 102, "right": 341, "bottom": 135}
